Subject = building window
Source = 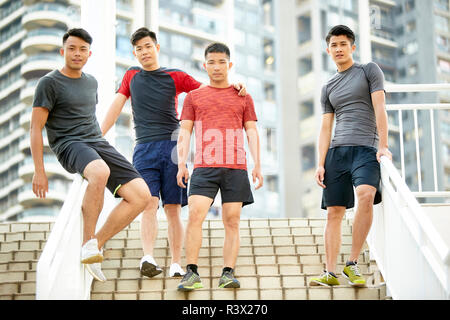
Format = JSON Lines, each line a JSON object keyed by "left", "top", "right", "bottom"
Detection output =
{"left": 301, "top": 145, "right": 316, "bottom": 172}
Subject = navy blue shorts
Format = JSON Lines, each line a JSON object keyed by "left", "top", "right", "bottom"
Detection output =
{"left": 133, "top": 140, "right": 187, "bottom": 207}
{"left": 321, "top": 146, "right": 382, "bottom": 210}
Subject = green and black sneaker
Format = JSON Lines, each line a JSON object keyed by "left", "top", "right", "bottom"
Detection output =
{"left": 309, "top": 271, "right": 340, "bottom": 287}
{"left": 219, "top": 270, "right": 240, "bottom": 288}
{"left": 177, "top": 270, "right": 203, "bottom": 291}
{"left": 342, "top": 261, "right": 366, "bottom": 287}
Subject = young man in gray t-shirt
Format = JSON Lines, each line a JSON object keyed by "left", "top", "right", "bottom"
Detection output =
{"left": 30, "top": 28, "right": 152, "bottom": 282}
{"left": 310, "top": 25, "right": 392, "bottom": 287}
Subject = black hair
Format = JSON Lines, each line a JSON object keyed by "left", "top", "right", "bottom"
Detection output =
{"left": 325, "top": 25, "right": 355, "bottom": 45}
{"left": 204, "top": 42, "right": 230, "bottom": 59}
{"left": 63, "top": 28, "right": 93, "bottom": 45}
{"left": 130, "top": 27, "right": 158, "bottom": 46}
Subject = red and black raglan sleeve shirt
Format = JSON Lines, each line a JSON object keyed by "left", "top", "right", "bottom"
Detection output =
{"left": 117, "top": 66, "right": 202, "bottom": 144}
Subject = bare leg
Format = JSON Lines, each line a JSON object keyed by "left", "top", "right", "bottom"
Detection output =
{"left": 95, "top": 178, "right": 151, "bottom": 249}
{"left": 349, "top": 185, "right": 376, "bottom": 262}
{"left": 140, "top": 197, "right": 160, "bottom": 256}
{"left": 221, "top": 202, "right": 243, "bottom": 269}
{"left": 324, "top": 206, "right": 346, "bottom": 273}
{"left": 185, "top": 195, "right": 213, "bottom": 265}
{"left": 164, "top": 204, "right": 184, "bottom": 265}
{"left": 82, "top": 159, "right": 110, "bottom": 245}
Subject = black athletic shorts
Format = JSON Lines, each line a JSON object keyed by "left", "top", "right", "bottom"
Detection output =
{"left": 189, "top": 167, "right": 254, "bottom": 207}
{"left": 57, "top": 140, "right": 142, "bottom": 198}
{"left": 321, "top": 146, "right": 382, "bottom": 210}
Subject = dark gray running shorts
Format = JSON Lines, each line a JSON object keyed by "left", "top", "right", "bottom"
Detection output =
{"left": 321, "top": 146, "right": 381, "bottom": 210}
{"left": 57, "top": 140, "right": 142, "bottom": 198}
{"left": 188, "top": 167, "right": 254, "bottom": 207}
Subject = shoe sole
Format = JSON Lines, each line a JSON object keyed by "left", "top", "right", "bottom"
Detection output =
{"left": 219, "top": 280, "right": 240, "bottom": 288}
{"left": 177, "top": 283, "right": 204, "bottom": 291}
{"left": 140, "top": 261, "right": 163, "bottom": 278}
{"left": 309, "top": 280, "right": 336, "bottom": 287}
{"left": 85, "top": 264, "right": 106, "bottom": 282}
{"left": 171, "top": 272, "right": 184, "bottom": 278}
{"left": 342, "top": 272, "right": 366, "bottom": 287}
{"left": 81, "top": 254, "right": 104, "bottom": 264}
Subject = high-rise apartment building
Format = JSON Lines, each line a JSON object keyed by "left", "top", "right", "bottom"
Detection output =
{"left": 0, "top": 0, "right": 281, "bottom": 221}
{"left": 0, "top": 0, "right": 143, "bottom": 222}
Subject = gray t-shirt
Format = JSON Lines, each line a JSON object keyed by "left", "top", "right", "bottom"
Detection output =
{"left": 321, "top": 62, "right": 385, "bottom": 149}
{"left": 32, "top": 70, "right": 105, "bottom": 157}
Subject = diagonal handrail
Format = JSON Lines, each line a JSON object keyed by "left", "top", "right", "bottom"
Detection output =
{"left": 367, "top": 156, "right": 450, "bottom": 299}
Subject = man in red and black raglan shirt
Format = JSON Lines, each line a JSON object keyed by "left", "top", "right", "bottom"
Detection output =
{"left": 176, "top": 42, "right": 263, "bottom": 291}
{"left": 101, "top": 28, "right": 246, "bottom": 279}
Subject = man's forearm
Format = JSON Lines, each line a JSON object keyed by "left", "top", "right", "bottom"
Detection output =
{"left": 177, "top": 130, "right": 192, "bottom": 167}
{"left": 30, "top": 127, "right": 45, "bottom": 173}
{"left": 101, "top": 94, "right": 127, "bottom": 136}
{"left": 317, "top": 129, "right": 332, "bottom": 167}
{"left": 246, "top": 127, "right": 261, "bottom": 168}
{"left": 375, "top": 107, "right": 389, "bottom": 149}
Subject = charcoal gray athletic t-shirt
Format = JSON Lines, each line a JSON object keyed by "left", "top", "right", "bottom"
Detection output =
{"left": 321, "top": 62, "right": 385, "bottom": 149}
{"left": 32, "top": 70, "right": 105, "bottom": 157}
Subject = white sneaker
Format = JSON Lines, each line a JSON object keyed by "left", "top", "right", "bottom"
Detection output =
{"left": 140, "top": 255, "right": 162, "bottom": 278}
{"left": 169, "top": 263, "right": 185, "bottom": 277}
{"left": 81, "top": 238, "right": 103, "bottom": 264}
{"left": 85, "top": 263, "right": 107, "bottom": 282}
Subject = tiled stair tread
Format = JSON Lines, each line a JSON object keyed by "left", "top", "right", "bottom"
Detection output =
{"left": 0, "top": 218, "right": 352, "bottom": 232}
{"left": 1, "top": 285, "right": 386, "bottom": 300}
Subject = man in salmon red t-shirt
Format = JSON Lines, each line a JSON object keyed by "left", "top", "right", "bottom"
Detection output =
{"left": 176, "top": 42, "right": 263, "bottom": 291}
{"left": 101, "top": 28, "right": 246, "bottom": 280}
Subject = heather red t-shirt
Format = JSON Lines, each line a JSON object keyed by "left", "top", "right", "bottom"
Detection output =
{"left": 180, "top": 85, "right": 258, "bottom": 170}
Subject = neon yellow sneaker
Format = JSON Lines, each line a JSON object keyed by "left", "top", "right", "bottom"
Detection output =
{"left": 309, "top": 271, "right": 340, "bottom": 287}
{"left": 342, "top": 262, "right": 366, "bottom": 287}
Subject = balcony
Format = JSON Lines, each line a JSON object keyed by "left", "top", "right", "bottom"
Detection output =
{"left": 21, "top": 28, "right": 65, "bottom": 56}
{"left": 20, "top": 53, "right": 63, "bottom": 78}
{"left": 22, "top": 2, "right": 73, "bottom": 29}
{"left": 18, "top": 183, "right": 67, "bottom": 207}
{"left": 19, "top": 155, "right": 73, "bottom": 181}
{"left": 20, "top": 78, "right": 39, "bottom": 106}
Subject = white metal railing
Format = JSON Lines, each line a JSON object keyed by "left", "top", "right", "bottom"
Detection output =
{"left": 367, "top": 83, "right": 450, "bottom": 299}
{"left": 367, "top": 157, "right": 450, "bottom": 299}
{"left": 36, "top": 174, "right": 114, "bottom": 299}
{"left": 385, "top": 83, "right": 450, "bottom": 197}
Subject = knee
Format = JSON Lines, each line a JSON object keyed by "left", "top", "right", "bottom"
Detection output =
{"left": 143, "top": 196, "right": 159, "bottom": 212}
{"left": 188, "top": 207, "right": 205, "bottom": 227}
{"left": 223, "top": 215, "right": 240, "bottom": 231}
{"left": 356, "top": 188, "right": 376, "bottom": 206}
{"left": 327, "top": 207, "right": 346, "bottom": 223}
{"left": 85, "top": 161, "right": 110, "bottom": 188}
{"left": 165, "top": 205, "right": 180, "bottom": 220}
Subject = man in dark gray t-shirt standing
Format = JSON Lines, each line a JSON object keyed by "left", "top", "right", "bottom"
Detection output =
{"left": 310, "top": 25, "right": 392, "bottom": 287}
{"left": 30, "top": 28, "right": 152, "bottom": 282}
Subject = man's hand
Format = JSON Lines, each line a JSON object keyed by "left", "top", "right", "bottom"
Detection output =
{"left": 233, "top": 82, "right": 247, "bottom": 96}
{"left": 252, "top": 166, "right": 263, "bottom": 190}
{"left": 377, "top": 147, "right": 392, "bottom": 163}
{"left": 32, "top": 171, "right": 48, "bottom": 198}
{"left": 177, "top": 165, "right": 190, "bottom": 188}
{"left": 315, "top": 166, "right": 326, "bottom": 189}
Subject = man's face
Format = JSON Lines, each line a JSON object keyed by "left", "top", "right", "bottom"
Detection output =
{"left": 60, "top": 36, "right": 91, "bottom": 70}
{"left": 327, "top": 35, "right": 356, "bottom": 65}
{"left": 203, "top": 52, "right": 232, "bottom": 82}
{"left": 133, "top": 36, "right": 160, "bottom": 69}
